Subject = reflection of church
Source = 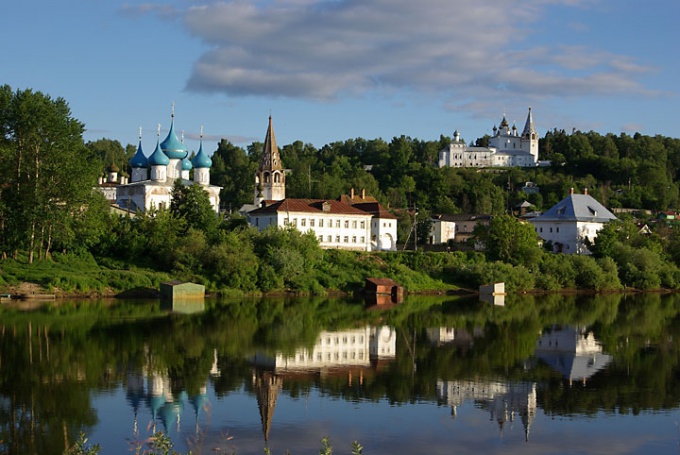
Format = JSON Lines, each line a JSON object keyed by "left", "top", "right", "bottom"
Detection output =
{"left": 437, "top": 379, "right": 537, "bottom": 441}
{"left": 124, "top": 349, "right": 220, "bottom": 436}
{"left": 250, "top": 326, "right": 397, "bottom": 442}
{"left": 534, "top": 325, "right": 612, "bottom": 385}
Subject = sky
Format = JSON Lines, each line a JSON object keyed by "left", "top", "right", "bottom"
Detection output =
{"left": 2, "top": 0, "right": 678, "bottom": 155}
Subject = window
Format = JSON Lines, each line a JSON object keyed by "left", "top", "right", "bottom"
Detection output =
{"left": 292, "top": 218, "right": 297, "bottom": 226}
{"left": 352, "top": 221, "right": 357, "bottom": 228}
{"left": 327, "top": 235, "right": 332, "bottom": 242}
{"left": 284, "top": 218, "right": 290, "bottom": 225}
{"left": 319, "top": 219, "right": 324, "bottom": 227}
{"left": 361, "top": 236, "right": 365, "bottom": 243}
{"left": 344, "top": 236, "right": 349, "bottom": 243}
{"left": 360, "top": 221, "right": 365, "bottom": 229}
{"left": 344, "top": 220, "right": 349, "bottom": 228}
{"left": 336, "top": 235, "right": 340, "bottom": 243}
{"left": 550, "top": 227, "right": 553, "bottom": 233}
{"left": 310, "top": 219, "right": 315, "bottom": 227}
{"left": 556, "top": 227, "right": 560, "bottom": 233}
{"left": 352, "top": 236, "right": 357, "bottom": 243}
{"left": 318, "top": 235, "right": 323, "bottom": 242}
{"left": 336, "top": 220, "right": 340, "bottom": 228}
{"left": 301, "top": 218, "right": 306, "bottom": 227}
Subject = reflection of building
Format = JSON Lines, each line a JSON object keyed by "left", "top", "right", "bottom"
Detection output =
{"left": 253, "top": 371, "right": 282, "bottom": 442}
{"left": 252, "top": 326, "right": 396, "bottom": 371}
{"left": 437, "top": 379, "right": 536, "bottom": 441}
{"left": 426, "top": 327, "right": 482, "bottom": 346}
{"left": 534, "top": 325, "right": 612, "bottom": 385}
{"left": 124, "top": 347, "right": 220, "bottom": 436}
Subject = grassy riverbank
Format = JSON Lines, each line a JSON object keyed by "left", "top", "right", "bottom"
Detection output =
{"left": 0, "top": 246, "right": 644, "bottom": 298}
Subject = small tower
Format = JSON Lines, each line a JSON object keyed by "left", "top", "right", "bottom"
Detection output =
{"left": 149, "top": 124, "right": 170, "bottom": 182}
{"left": 254, "top": 116, "right": 285, "bottom": 204}
{"left": 521, "top": 107, "right": 539, "bottom": 163}
{"left": 107, "top": 162, "right": 119, "bottom": 183}
{"left": 130, "top": 127, "right": 149, "bottom": 183}
{"left": 192, "top": 127, "right": 212, "bottom": 186}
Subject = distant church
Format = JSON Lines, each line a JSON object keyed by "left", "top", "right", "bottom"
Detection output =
{"left": 98, "top": 106, "right": 221, "bottom": 213}
{"left": 245, "top": 117, "right": 398, "bottom": 251}
{"left": 438, "top": 107, "right": 539, "bottom": 168}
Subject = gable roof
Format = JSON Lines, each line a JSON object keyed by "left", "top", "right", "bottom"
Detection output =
{"left": 248, "top": 198, "right": 371, "bottom": 217}
{"left": 533, "top": 194, "right": 617, "bottom": 223}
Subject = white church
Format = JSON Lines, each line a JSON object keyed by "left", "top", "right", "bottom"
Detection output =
{"left": 99, "top": 107, "right": 221, "bottom": 214}
{"left": 245, "top": 117, "right": 398, "bottom": 252}
{"left": 438, "top": 108, "right": 539, "bottom": 168}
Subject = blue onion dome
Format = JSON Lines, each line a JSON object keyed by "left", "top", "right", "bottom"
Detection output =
{"left": 192, "top": 138, "right": 212, "bottom": 169}
{"left": 182, "top": 156, "right": 193, "bottom": 171}
{"left": 160, "top": 114, "right": 187, "bottom": 160}
{"left": 130, "top": 139, "right": 149, "bottom": 168}
{"left": 149, "top": 138, "right": 170, "bottom": 166}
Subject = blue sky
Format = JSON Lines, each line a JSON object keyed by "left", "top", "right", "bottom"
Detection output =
{"left": 3, "top": 0, "right": 677, "bottom": 154}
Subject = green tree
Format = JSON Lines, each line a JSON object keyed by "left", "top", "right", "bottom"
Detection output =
{"left": 475, "top": 215, "right": 542, "bottom": 267}
{"left": 0, "top": 85, "right": 98, "bottom": 262}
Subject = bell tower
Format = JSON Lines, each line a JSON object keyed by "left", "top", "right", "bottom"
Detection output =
{"left": 254, "top": 116, "right": 286, "bottom": 204}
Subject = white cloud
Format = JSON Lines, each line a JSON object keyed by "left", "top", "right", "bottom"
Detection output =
{"left": 132, "top": 0, "right": 656, "bottom": 114}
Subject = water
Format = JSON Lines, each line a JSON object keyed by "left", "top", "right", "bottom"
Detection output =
{"left": 2, "top": 293, "right": 680, "bottom": 454}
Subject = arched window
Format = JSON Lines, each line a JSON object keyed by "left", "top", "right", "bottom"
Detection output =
{"left": 264, "top": 172, "right": 270, "bottom": 183}
{"left": 274, "top": 172, "right": 280, "bottom": 183}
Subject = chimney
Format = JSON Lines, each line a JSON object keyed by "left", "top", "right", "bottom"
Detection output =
{"left": 583, "top": 188, "right": 588, "bottom": 195}
{"left": 570, "top": 187, "right": 574, "bottom": 194}
{"left": 350, "top": 188, "right": 355, "bottom": 199}
{"left": 361, "top": 188, "right": 366, "bottom": 199}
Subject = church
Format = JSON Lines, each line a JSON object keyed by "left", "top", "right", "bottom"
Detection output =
{"left": 438, "top": 108, "right": 539, "bottom": 168}
{"left": 112, "top": 108, "right": 221, "bottom": 213}
{"left": 246, "top": 117, "right": 398, "bottom": 251}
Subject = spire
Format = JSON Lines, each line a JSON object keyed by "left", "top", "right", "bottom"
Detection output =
{"left": 522, "top": 107, "right": 537, "bottom": 138}
{"left": 260, "top": 116, "right": 283, "bottom": 172}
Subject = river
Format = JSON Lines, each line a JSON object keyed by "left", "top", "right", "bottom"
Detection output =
{"left": 1, "top": 292, "right": 679, "bottom": 454}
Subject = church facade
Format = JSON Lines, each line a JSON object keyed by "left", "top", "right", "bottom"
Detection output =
{"left": 438, "top": 108, "right": 539, "bottom": 168}
{"left": 111, "top": 108, "right": 221, "bottom": 213}
{"left": 246, "top": 117, "right": 398, "bottom": 251}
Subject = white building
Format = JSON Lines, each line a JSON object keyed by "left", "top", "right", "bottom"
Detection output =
{"left": 248, "top": 199, "right": 375, "bottom": 251}
{"left": 108, "top": 108, "right": 221, "bottom": 214}
{"left": 246, "top": 117, "right": 397, "bottom": 251}
{"left": 438, "top": 108, "right": 539, "bottom": 168}
{"left": 529, "top": 189, "right": 617, "bottom": 254}
{"left": 428, "top": 215, "right": 457, "bottom": 245}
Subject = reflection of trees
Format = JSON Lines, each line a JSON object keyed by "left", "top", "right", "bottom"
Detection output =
{"left": 3, "top": 292, "right": 680, "bottom": 451}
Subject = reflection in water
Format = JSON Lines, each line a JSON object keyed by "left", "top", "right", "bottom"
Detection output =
{"left": 251, "top": 325, "right": 397, "bottom": 371}
{"left": 3, "top": 294, "right": 680, "bottom": 454}
{"left": 534, "top": 325, "right": 612, "bottom": 385}
{"left": 437, "top": 380, "right": 537, "bottom": 441}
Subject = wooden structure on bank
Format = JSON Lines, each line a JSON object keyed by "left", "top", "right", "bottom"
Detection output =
{"left": 160, "top": 281, "right": 205, "bottom": 313}
{"left": 363, "top": 278, "right": 404, "bottom": 305}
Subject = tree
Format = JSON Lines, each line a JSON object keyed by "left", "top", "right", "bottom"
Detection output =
{"left": 0, "top": 86, "right": 99, "bottom": 262}
{"left": 475, "top": 215, "right": 542, "bottom": 267}
{"left": 170, "top": 180, "right": 219, "bottom": 236}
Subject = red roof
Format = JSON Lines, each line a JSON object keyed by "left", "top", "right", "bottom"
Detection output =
{"left": 249, "top": 198, "right": 371, "bottom": 216}
{"left": 351, "top": 202, "right": 398, "bottom": 219}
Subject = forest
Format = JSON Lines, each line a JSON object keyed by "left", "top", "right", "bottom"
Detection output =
{"left": 3, "top": 84, "right": 680, "bottom": 293}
